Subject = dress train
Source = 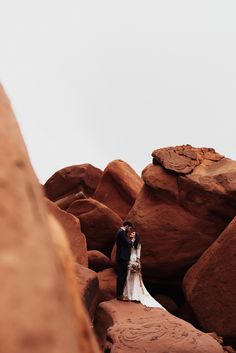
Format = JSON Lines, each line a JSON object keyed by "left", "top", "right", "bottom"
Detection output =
{"left": 123, "top": 244, "right": 165, "bottom": 309}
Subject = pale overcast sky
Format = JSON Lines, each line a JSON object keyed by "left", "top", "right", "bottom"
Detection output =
{"left": 1, "top": 1, "right": 236, "bottom": 183}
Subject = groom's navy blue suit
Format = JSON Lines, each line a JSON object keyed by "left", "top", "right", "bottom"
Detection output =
{"left": 116, "top": 227, "right": 133, "bottom": 298}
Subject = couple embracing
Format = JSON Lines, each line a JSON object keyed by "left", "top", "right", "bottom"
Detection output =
{"left": 115, "top": 221, "right": 165, "bottom": 309}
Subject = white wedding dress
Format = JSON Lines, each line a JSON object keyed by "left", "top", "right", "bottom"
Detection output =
{"left": 123, "top": 244, "right": 165, "bottom": 309}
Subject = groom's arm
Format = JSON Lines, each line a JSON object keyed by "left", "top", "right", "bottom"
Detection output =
{"left": 117, "top": 230, "right": 133, "bottom": 248}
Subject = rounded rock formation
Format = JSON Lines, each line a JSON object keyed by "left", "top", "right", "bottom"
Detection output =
{"left": 67, "top": 198, "right": 122, "bottom": 256}
{"left": 46, "top": 198, "right": 88, "bottom": 266}
{"left": 93, "top": 159, "right": 143, "bottom": 219}
{"left": 183, "top": 216, "right": 236, "bottom": 344}
{"left": 97, "top": 268, "right": 117, "bottom": 303}
{"left": 88, "top": 250, "right": 111, "bottom": 272}
{"left": 127, "top": 145, "right": 236, "bottom": 282}
{"left": 44, "top": 163, "right": 103, "bottom": 202}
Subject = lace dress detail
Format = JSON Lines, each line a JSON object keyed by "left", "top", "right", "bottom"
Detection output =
{"left": 123, "top": 244, "right": 165, "bottom": 309}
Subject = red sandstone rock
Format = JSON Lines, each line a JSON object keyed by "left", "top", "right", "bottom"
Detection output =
{"left": 67, "top": 198, "right": 122, "bottom": 255}
{"left": 75, "top": 264, "right": 99, "bottom": 319}
{"left": 127, "top": 145, "right": 236, "bottom": 282}
{"left": 183, "top": 216, "right": 236, "bottom": 342}
{"left": 93, "top": 160, "right": 143, "bottom": 219}
{"left": 46, "top": 199, "right": 88, "bottom": 266}
{"left": 94, "top": 299, "right": 225, "bottom": 353}
{"left": 44, "top": 164, "right": 103, "bottom": 201}
{"left": 88, "top": 250, "right": 111, "bottom": 272}
{"left": 0, "top": 84, "right": 100, "bottom": 353}
{"left": 97, "top": 268, "right": 116, "bottom": 303}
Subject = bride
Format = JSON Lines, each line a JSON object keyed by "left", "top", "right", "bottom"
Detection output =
{"left": 123, "top": 229, "right": 165, "bottom": 309}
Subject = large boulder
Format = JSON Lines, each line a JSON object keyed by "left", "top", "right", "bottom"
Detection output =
{"left": 94, "top": 299, "right": 225, "bottom": 353}
{"left": 46, "top": 199, "right": 88, "bottom": 266}
{"left": 97, "top": 268, "right": 116, "bottom": 303}
{"left": 44, "top": 164, "right": 103, "bottom": 202}
{"left": 183, "top": 216, "right": 236, "bottom": 344}
{"left": 127, "top": 145, "right": 236, "bottom": 282}
{"left": 93, "top": 160, "right": 143, "bottom": 219}
{"left": 0, "top": 84, "right": 100, "bottom": 353}
{"left": 55, "top": 191, "right": 87, "bottom": 210}
{"left": 67, "top": 198, "right": 122, "bottom": 255}
{"left": 88, "top": 250, "right": 111, "bottom": 272}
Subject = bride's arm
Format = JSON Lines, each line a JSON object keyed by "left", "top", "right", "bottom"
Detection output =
{"left": 137, "top": 243, "right": 141, "bottom": 260}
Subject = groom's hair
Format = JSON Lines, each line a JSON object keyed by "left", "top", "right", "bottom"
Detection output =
{"left": 123, "top": 221, "right": 133, "bottom": 227}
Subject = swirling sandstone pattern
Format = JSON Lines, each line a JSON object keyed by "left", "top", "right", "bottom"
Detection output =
{"left": 94, "top": 300, "right": 224, "bottom": 353}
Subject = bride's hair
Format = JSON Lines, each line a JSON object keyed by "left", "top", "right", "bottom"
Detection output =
{"left": 128, "top": 227, "right": 140, "bottom": 250}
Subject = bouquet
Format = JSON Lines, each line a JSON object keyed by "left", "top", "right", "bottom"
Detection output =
{"left": 128, "top": 261, "right": 141, "bottom": 273}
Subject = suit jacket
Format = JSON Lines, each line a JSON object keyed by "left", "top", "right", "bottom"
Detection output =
{"left": 116, "top": 228, "right": 133, "bottom": 261}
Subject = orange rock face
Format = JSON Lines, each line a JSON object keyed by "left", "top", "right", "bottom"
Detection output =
{"left": 93, "top": 160, "right": 143, "bottom": 219}
{"left": 0, "top": 85, "right": 100, "bottom": 353}
{"left": 44, "top": 163, "right": 103, "bottom": 202}
{"left": 183, "top": 216, "right": 236, "bottom": 342}
{"left": 46, "top": 199, "right": 88, "bottom": 266}
{"left": 67, "top": 198, "right": 122, "bottom": 255}
{"left": 94, "top": 300, "right": 225, "bottom": 353}
{"left": 127, "top": 145, "right": 236, "bottom": 282}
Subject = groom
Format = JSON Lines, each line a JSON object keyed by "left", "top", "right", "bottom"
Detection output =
{"left": 115, "top": 221, "right": 134, "bottom": 301}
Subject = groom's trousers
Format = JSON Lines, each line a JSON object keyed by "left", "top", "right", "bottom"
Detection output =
{"left": 116, "top": 259, "right": 129, "bottom": 297}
